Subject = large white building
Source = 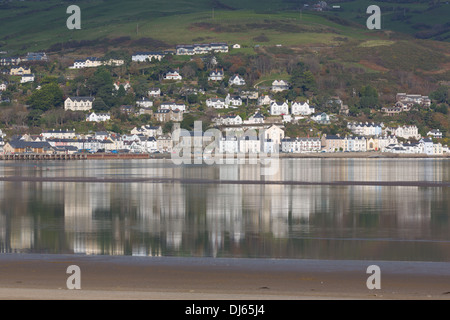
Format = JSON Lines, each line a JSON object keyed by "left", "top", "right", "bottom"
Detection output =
{"left": 86, "top": 112, "right": 110, "bottom": 122}
{"left": 206, "top": 97, "right": 228, "bottom": 109}
{"left": 20, "top": 74, "right": 35, "bottom": 84}
{"left": 347, "top": 122, "right": 383, "bottom": 136}
{"left": 160, "top": 102, "right": 186, "bottom": 112}
{"left": 164, "top": 70, "right": 182, "bottom": 80}
{"left": 386, "top": 125, "right": 421, "bottom": 140}
{"left": 64, "top": 97, "right": 95, "bottom": 111}
{"left": 70, "top": 57, "right": 102, "bottom": 69}
{"left": 132, "top": 52, "right": 165, "bottom": 62}
{"left": 208, "top": 69, "right": 224, "bottom": 81}
{"left": 262, "top": 125, "right": 285, "bottom": 146}
{"left": 281, "top": 137, "right": 321, "bottom": 153}
{"left": 271, "top": 80, "right": 289, "bottom": 92}
{"left": 176, "top": 43, "right": 228, "bottom": 55}
{"left": 270, "top": 101, "right": 289, "bottom": 116}
{"left": 228, "top": 74, "right": 246, "bottom": 86}
{"left": 291, "top": 101, "right": 315, "bottom": 116}
{"left": 396, "top": 93, "right": 431, "bottom": 107}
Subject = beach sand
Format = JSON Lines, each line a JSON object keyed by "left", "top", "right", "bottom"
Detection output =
{"left": 0, "top": 254, "right": 449, "bottom": 300}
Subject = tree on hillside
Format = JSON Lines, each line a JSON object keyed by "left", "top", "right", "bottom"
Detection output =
{"left": 359, "top": 85, "right": 379, "bottom": 109}
{"left": 430, "top": 86, "right": 449, "bottom": 104}
{"left": 289, "top": 62, "right": 316, "bottom": 95}
{"left": 86, "top": 67, "right": 115, "bottom": 106}
{"left": 27, "top": 82, "right": 64, "bottom": 111}
{"left": 92, "top": 97, "right": 109, "bottom": 112}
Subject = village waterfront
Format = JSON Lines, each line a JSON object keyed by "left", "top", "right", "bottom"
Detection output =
{"left": 0, "top": 157, "right": 449, "bottom": 262}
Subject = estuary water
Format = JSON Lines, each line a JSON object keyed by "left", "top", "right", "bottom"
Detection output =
{"left": 0, "top": 158, "right": 449, "bottom": 262}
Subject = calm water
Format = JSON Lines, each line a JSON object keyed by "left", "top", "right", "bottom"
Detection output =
{"left": 0, "top": 158, "right": 449, "bottom": 262}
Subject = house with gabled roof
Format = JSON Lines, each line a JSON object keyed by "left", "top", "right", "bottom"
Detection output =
{"left": 10, "top": 66, "right": 31, "bottom": 76}
{"left": 64, "top": 97, "right": 95, "bottom": 111}
{"left": 271, "top": 80, "right": 289, "bottom": 92}
{"left": 206, "top": 97, "right": 228, "bottom": 109}
{"left": 270, "top": 101, "right": 289, "bottom": 116}
{"left": 20, "top": 74, "right": 35, "bottom": 83}
{"left": 229, "top": 74, "right": 246, "bottom": 86}
{"left": 132, "top": 52, "right": 165, "bottom": 62}
{"left": 163, "top": 69, "right": 182, "bottom": 80}
{"left": 208, "top": 69, "right": 224, "bottom": 81}
{"left": 291, "top": 100, "right": 315, "bottom": 116}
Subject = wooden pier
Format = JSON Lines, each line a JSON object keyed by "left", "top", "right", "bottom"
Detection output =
{"left": 0, "top": 153, "right": 88, "bottom": 161}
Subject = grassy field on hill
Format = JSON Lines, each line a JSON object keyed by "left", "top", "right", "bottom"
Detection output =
{"left": 0, "top": 0, "right": 449, "bottom": 54}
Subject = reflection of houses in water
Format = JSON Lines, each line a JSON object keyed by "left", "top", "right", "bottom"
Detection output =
{"left": 389, "top": 187, "right": 432, "bottom": 239}
{"left": 9, "top": 217, "right": 34, "bottom": 251}
{"left": 266, "top": 186, "right": 318, "bottom": 238}
{"left": 135, "top": 174, "right": 186, "bottom": 251}
{"left": 207, "top": 165, "right": 244, "bottom": 256}
{"left": 64, "top": 182, "right": 117, "bottom": 255}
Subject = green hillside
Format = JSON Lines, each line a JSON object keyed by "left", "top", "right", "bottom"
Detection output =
{"left": 0, "top": 0, "right": 449, "bottom": 54}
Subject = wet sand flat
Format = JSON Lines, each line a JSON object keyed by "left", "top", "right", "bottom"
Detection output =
{"left": 0, "top": 254, "right": 449, "bottom": 300}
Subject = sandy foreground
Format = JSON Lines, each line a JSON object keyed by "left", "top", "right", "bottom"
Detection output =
{"left": 0, "top": 254, "right": 449, "bottom": 300}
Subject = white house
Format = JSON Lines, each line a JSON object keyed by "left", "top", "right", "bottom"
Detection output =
{"left": 219, "top": 136, "right": 239, "bottom": 154}
{"left": 270, "top": 101, "right": 289, "bottom": 116}
{"left": 70, "top": 57, "right": 102, "bottom": 69}
{"left": 176, "top": 43, "right": 228, "bottom": 55}
{"left": 86, "top": 112, "right": 110, "bottom": 122}
{"left": 160, "top": 102, "right": 186, "bottom": 112}
{"left": 281, "top": 137, "right": 321, "bottom": 153}
{"left": 311, "top": 113, "right": 330, "bottom": 124}
{"left": 64, "top": 97, "right": 95, "bottom": 111}
{"left": 420, "top": 138, "right": 435, "bottom": 155}
{"left": 227, "top": 94, "right": 243, "bottom": 107}
{"left": 206, "top": 97, "right": 228, "bottom": 109}
{"left": 257, "top": 95, "right": 274, "bottom": 106}
{"left": 229, "top": 74, "right": 246, "bottom": 86}
{"left": 132, "top": 52, "right": 165, "bottom": 62}
{"left": 20, "top": 74, "right": 35, "bottom": 83}
{"left": 271, "top": 80, "right": 289, "bottom": 92}
{"left": 262, "top": 139, "right": 277, "bottom": 154}
{"left": 348, "top": 122, "right": 383, "bottom": 136}
{"left": 131, "top": 125, "right": 162, "bottom": 137}
{"left": 427, "top": 129, "right": 443, "bottom": 139}
{"left": 386, "top": 125, "right": 421, "bottom": 140}
{"left": 140, "top": 136, "right": 158, "bottom": 153}
{"left": 164, "top": 70, "right": 182, "bottom": 80}
{"left": 239, "top": 135, "right": 260, "bottom": 154}
{"left": 263, "top": 125, "right": 285, "bottom": 146}
{"left": 42, "top": 129, "right": 77, "bottom": 140}
{"left": 232, "top": 44, "right": 241, "bottom": 49}
{"left": 244, "top": 112, "right": 265, "bottom": 124}
{"left": 148, "top": 88, "right": 161, "bottom": 97}
{"left": 396, "top": 93, "right": 431, "bottom": 107}
{"left": 343, "top": 136, "right": 367, "bottom": 152}
{"left": 291, "top": 101, "right": 315, "bottom": 116}
{"left": 136, "top": 97, "right": 153, "bottom": 108}
{"left": 0, "top": 82, "right": 7, "bottom": 91}
{"left": 71, "top": 59, "right": 86, "bottom": 69}
{"left": 223, "top": 115, "right": 243, "bottom": 126}
{"left": 102, "top": 59, "right": 124, "bottom": 66}
{"left": 208, "top": 69, "right": 224, "bottom": 81}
